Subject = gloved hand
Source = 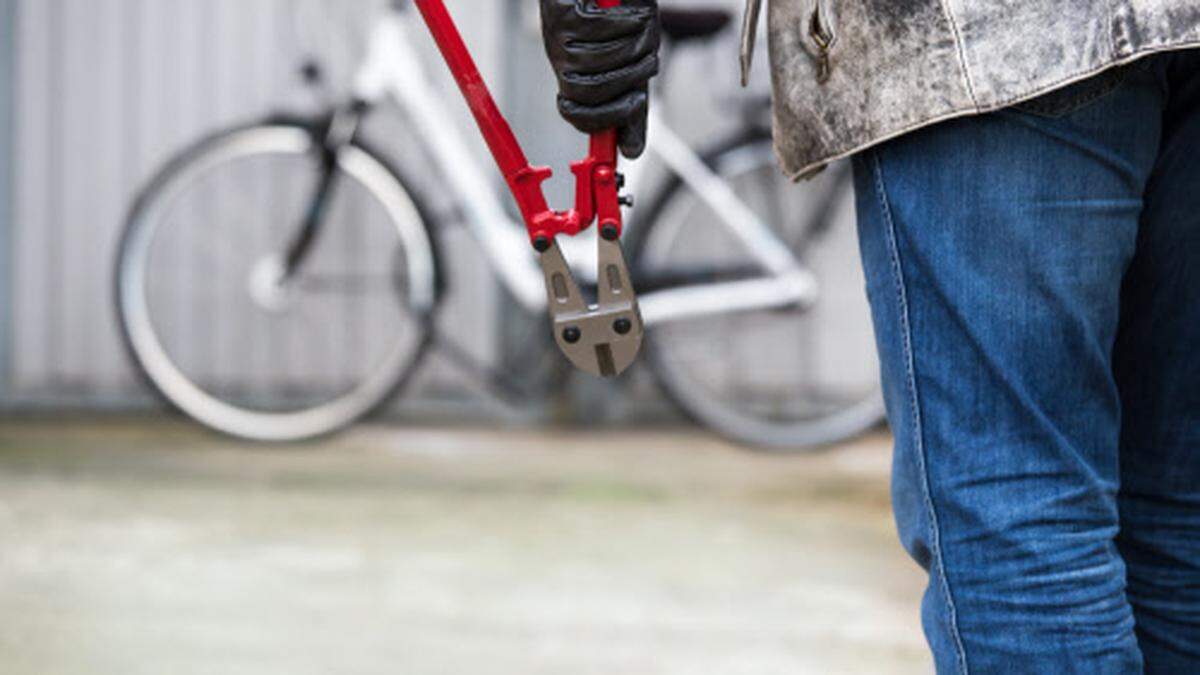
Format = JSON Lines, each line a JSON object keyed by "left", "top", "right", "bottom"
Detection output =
{"left": 539, "top": 0, "right": 660, "bottom": 159}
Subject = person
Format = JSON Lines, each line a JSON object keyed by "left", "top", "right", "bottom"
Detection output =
{"left": 538, "top": 1, "right": 1200, "bottom": 672}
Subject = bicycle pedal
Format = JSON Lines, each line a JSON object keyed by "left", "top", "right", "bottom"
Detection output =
{"left": 540, "top": 238, "right": 643, "bottom": 378}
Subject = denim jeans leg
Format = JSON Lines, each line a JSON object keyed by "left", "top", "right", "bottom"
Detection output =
{"left": 851, "top": 63, "right": 1165, "bottom": 673}
{"left": 1114, "top": 49, "right": 1200, "bottom": 674}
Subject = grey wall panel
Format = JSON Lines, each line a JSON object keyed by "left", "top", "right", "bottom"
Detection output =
{"left": 12, "top": 0, "right": 52, "bottom": 398}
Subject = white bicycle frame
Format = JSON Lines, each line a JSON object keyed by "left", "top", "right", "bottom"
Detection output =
{"left": 351, "top": 6, "right": 818, "bottom": 326}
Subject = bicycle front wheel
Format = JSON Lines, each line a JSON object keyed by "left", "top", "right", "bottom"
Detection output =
{"left": 116, "top": 119, "right": 440, "bottom": 441}
{"left": 634, "top": 133, "right": 884, "bottom": 450}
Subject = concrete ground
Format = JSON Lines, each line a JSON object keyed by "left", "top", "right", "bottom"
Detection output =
{"left": 0, "top": 418, "right": 931, "bottom": 674}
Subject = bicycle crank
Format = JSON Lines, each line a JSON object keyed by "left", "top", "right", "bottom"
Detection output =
{"left": 415, "top": 0, "right": 643, "bottom": 377}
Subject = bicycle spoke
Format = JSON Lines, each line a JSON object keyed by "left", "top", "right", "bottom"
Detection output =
{"left": 293, "top": 272, "right": 398, "bottom": 295}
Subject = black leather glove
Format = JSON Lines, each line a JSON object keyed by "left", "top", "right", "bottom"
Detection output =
{"left": 539, "top": 0, "right": 660, "bottom": 159}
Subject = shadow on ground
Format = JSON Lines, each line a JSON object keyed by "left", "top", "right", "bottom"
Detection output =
{"left": 0, "top": 417, "right": 930, "bottom": 674}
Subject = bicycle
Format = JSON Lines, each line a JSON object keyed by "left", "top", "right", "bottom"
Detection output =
{"left": 115, "top": 0, "right": 883, "bottom": 449}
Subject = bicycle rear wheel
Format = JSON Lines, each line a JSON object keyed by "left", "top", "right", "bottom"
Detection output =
{"left": 116, "top": 118, "right": 440, "bottom": 441}
{"left": 634, "top": 133, "right": 884, "bottom": 450}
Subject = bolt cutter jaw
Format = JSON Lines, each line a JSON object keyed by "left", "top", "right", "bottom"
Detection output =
{"left": 541, "top": 236, "right": 643, "bottom": 378}
{"left": 534, "top": 128, "right": 643, "bottom": 377}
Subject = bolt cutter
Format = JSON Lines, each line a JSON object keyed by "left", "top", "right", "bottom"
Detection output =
{"left": 414, "top": 0, "right": 643, "bottom": 378}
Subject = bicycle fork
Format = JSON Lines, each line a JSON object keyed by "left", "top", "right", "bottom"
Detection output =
{"left": 281, "top": 102, "right": 368, "bottom": 281}
{"left": 413, "top": 0, "right": 643, "bottom": 378}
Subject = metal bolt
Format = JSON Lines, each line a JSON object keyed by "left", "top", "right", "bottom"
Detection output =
{"left": 616, "top": 172, "right": 626, "bottom": 189}
{"left": 613, "top": 318, "right": 632, "bottom": 335}
{"left": 618, "top": 194, "right": 634, "bottom": 208}
{"left": 600, "top": 224, "right": 620, "bottom": 241}
{"left": 533, "top": 236, "right": 551, "bottom": 252}
{"left": 562, "top": 326, "right": 582, "bottom": 344}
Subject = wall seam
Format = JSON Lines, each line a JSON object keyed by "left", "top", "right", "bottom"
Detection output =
{"left": 0, "top": 0, "right": 17, "bottom": 400}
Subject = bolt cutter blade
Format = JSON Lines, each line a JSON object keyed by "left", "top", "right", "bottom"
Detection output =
{"left": 540, "top": 238, "right": 643, "bottom": 378}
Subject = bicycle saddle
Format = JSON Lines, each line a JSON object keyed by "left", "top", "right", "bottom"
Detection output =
{"left": 659, "top": 7, "right": 732, "bottom": 43}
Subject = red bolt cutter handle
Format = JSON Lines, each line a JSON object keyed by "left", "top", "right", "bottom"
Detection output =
{"left": 413, "top": 0, "right": 625, "bottom": 249}
{"left": 415, "top": 0, "right": 644, "bottom": 379}
{"left": 588, "top": 0, "right": 624, "bottom": 239}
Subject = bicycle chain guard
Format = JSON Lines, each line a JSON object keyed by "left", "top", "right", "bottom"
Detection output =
{"left": 414, "top": 0, "right": 643, "bottom": 377}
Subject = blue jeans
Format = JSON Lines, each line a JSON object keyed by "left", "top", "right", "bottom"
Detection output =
{"left": 852, "top": 50, "right": 1200, "bottom": 673}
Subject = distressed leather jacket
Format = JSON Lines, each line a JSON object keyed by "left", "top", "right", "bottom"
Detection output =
{"left": 741, "top": 0, "right": 1200, "bottom": 179}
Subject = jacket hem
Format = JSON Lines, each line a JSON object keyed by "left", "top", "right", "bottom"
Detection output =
{"left": 777, "top": 40, "right": 1200, "bottom": 181}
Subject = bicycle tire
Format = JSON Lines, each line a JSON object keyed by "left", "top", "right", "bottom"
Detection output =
{"left": 115, "top": 115, "right": 443, "bottom": 442}
{"left": 630, "top": 130, "right": 885, "bottom": 451}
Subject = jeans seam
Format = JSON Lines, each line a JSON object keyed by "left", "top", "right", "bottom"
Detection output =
{"left": 869, "top": 151, "right": 969, "bottom": 674}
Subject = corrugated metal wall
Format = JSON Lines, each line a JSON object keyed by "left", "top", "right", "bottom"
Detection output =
{"left": 5, "top": 0, "right": 511, "bottom": 410}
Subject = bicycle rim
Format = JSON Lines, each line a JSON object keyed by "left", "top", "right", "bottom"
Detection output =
{"left": 117, "top": 125, "right": 438, "bottom": 441}
{"left": 638, "top": 138, "right": 884, "bottom": 450}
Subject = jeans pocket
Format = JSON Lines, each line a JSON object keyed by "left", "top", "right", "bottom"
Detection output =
{"left": 1012, "top": 64, "right": 1138, "bottom": 118}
